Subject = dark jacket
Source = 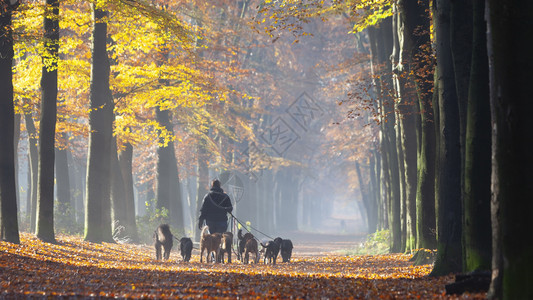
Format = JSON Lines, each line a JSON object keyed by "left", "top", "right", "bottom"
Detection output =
{"left": 199, "top": 187, "right": 233, "bottom": 222}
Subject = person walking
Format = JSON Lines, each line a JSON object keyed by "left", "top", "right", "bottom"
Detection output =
{"left": 198, "top": 179, "right": 233, "bottom": 233}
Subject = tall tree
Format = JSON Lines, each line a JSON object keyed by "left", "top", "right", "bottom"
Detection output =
{"left": 486, "top": 0, "right": 533, "bottom": 298}
{"left": 84, "top": 3, "right": 114, "bottom": 243}
{"left": 393, "top": 0, "right": 420, "bottom": 251}
{"left": 431, "top": 0, "right": 463, "bottom": 275}
{"left": 24, "top": 110, "right": 38, "bottom": 232}
{"left": 368, "top": 17, "right": 402, "bottom": 252}
{"left": 55, "top": 134, "right": 71, "bottom": 216}
{"left": 36, "top": 0, "right": 60, "bottom": 243}
{"left": 111, "top": 137, "right": 127, "bottom": 237}
{"left": 118, "top": 142, "right": 138, "bottom": 242}
{"left": 462, "top": 0, "right": 491, "bottom": 273}
{"left": 155, "top": 106, "right": 183, "bottom": 231}
{"left": 396, "top": 0, "right": 437, "bottom": 255}
{"left": 0, "top": 0, "right": 20, "bottom": 244}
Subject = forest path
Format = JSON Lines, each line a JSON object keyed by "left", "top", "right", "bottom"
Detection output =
{"left": 0, "top": 233, "right": 486, "bottom": 299}
{"left": 280, "top": 231, "right": 366, "bottom": 256}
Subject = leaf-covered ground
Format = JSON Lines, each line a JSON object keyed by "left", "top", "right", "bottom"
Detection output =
{"left": 1, "top": 233, "right": 485, "bottom": 299}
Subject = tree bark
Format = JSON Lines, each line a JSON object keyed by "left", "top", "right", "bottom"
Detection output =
{"left": 392, "top": 7, "right": 407, "bottom": 250}
{"left": 393, "top": 0, "right": 437, "bottom": 252}
{"left": 195, "top": 140, "right": 208, "bottom": 241}
{"left": 55, "top": 139, "right": 71, "bottom": 216}
{"left": 84, "top": 4, "right": 114, "bottom": 243}
{"left": 35, "top": 0, "right": 59, "bottom": 243}
{"left": 393, "top": 0, "right": 420, "bottom": 252}
{"left": 111, "top": 137, "right": 127, "bottom": 237}
{"left": 450, "top": 1, "right": 473, "bottom": 231}
{"left": 486, "top": 0, "right": 533, "bottom": 298}
{"left": 118, "top": 142, "right": 138, "bottom": 242}
{"left": 463, "top": 0, "right": 491, "bottom": 273}
{"left": 24, "top": 111, "right": 38, "bottom": 232}
{"left": 431, "top": 0, "right": 463, "bottom": 276}
{"left": 0, "top": 0, "right": 20, "bottom": 244}
{"left": 155, "top": 107, "right": 183, "bottom": 232}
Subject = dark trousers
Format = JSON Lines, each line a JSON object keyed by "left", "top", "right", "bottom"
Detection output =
{"left": 206, "top": 220, "right": 228, "bottom": 233}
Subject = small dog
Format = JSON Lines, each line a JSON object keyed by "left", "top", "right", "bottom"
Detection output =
{"left": 218, "top": 232, "right": 233, "bottom": 264}
{"left": 200, "top": 226, "right": 222, "bottom": 263}
{"left": 243, "top": 238, "right": 259, "bottom": 264}
{"left": 261, "top": 240, "right": 280, "bottom": 265}
{"left": 275, "top": 237, "right": 293, "bottom": 262}
{"left": 237, "top": 229, "right": 254, "bottom": 261}
{"left": 154, "top": 224, "right": 173, "bottom": 260}
{"left": 179, "top": 237, "right": 193, "bottom": 262}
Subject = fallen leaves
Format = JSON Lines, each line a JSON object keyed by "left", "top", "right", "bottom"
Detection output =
{"left": 0, "top": 233, "right": 486, "bottom": 299}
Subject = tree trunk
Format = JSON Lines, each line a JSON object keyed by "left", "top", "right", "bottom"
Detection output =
{"left": 393, "top": 1, "right": 419, "bottom": 252}
{"left": 450, "top": 2, "right": 473, "bottom": 237}
{"left": 155, "top": 107, "right": 184, "bottom": 232}
{"left": 84, "top": 4, "right": 114, "bottom": 243}
{"left": 195, "top": 141, "right": 208, "bottom": 241}
{"left": 36, "top": 0, "right": 59, "bottom": 243}
{"left": 14, "top": 113, "right": 20, "bottom": 211}
{"left": 155, "top": 107, "right": 171, "bottom": 217}
{"left": 118, "top": 143, "right": 138, "bottom": 242}
{"left": 356, "top": 161, "right": 376, "bottom": 234}
{"left": 24, "top": 112, "right": 38, "bottom": 232}
{"left": 397, "top": 0, "right": 436, "bottom": 253}
{"left": 55, "top": 140, "right": 71, "bottom": 216}
{"left": 431, "top": 0, "right": 463, "bottom": 275}
{"left": 0, "top": 0, "right": 20, "bottom": 244}
{"left": 486, "top": 1, "right": 533, "bottom": 298}
{"left": 377, "top": 17, "right": 402, "bottom": 253}
{"left": 463, "top": 0, "right": 491, "bottom": 273}
{"left": 111, "top": 137, "right": 127, "bottom": 237}
{"left": 391, "top": 3, "right": 407, "bottom": 252}
{"left": 368, "top": 152, "right": 379, "bottom": 233}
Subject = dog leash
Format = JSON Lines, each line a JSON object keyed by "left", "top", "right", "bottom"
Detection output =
{"left": 228, "top": 212, "right": 276, "bottom": 241}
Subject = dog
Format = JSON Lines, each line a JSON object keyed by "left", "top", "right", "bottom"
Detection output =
{"left": 154, "top": 224, "right": 173, "bottom": 260}
{"left": 179, "top": 237, "right": 193, "bottom": 262}
{"left": 261, "top": 240, "right": 280, "bottom": 264}
{"left": 275, "top": 237, "right": 293, "bottom": 262}
{"left": 243, "top": 238, "right": 259, "bottom": 264}
{"left": 237, "top": 229, "right": 254, "bottom": 261}
{"left": 200, "top": 226, "right": 222, "bottom": 263}
{"left": 217, "top": 232, "right": 233, "bottom": 264}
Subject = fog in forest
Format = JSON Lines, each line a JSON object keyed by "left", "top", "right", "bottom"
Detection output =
{"left": 12, "top": 3, "right": 373, "bottom": 244}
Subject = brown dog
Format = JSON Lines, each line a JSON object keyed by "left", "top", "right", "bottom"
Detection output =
{"left": 217, "top": 232, "right": 233, "bottom": 264}
{"left": 200, "top": 226, "right": 222, "bottom": 263}
{"left": 243, "top": 238, "right": 259, "bottom": 264}
{"left": 237, "top": 229, "right": 254, "bottom": 261}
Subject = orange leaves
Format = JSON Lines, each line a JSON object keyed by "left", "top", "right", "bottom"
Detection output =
{"left": 0, "top": 233, "right": 485, "bottom": 299}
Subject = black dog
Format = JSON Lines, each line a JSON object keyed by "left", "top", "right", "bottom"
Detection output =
{"left": 275, "top": 237, "right": 293, "bottom": 262}
{"left": 179, "top": 237, "right": 193, "bottom": 262}
{"left": 154, "top": 224, "right": 173, "bottom": 260}
{"left": 261, "top": 240, "right": 280, "bottom": 264}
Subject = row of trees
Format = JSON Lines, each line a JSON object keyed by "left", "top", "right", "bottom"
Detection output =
{"left": 255, "top": 0, "right": 532, "bottom": 298}
{"left": 2, "top": 1, "right": 530, "bottom": 298}
{"left": 0, "top": 0, "right": 362, "bottom": 247}
{"left": 356, "top": 0, "right": 531, "bottom": 298}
